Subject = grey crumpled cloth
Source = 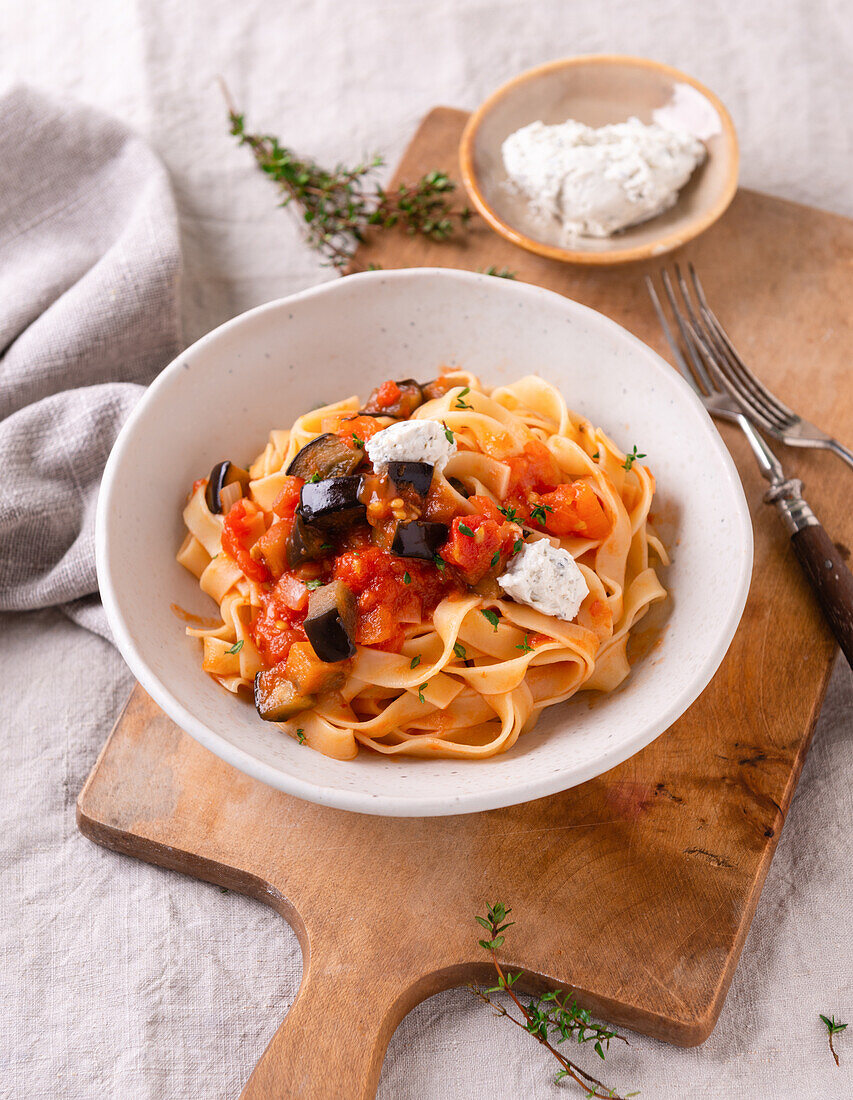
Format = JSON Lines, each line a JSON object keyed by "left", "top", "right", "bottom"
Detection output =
{"left": 0, "top": 85, "right": 181, "bottom": 638}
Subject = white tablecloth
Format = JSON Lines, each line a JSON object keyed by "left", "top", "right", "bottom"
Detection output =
{"left": 1, "top": 1, "right": 851, "bottom": 1096}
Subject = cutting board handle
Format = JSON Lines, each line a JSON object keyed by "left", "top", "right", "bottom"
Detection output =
{"left": 239, "top": 945, "right": 415, "bottom": 1100}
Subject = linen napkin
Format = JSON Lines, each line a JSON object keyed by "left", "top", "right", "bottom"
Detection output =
{"left": 0, "top": 85, "right": 182, "bottom": 639}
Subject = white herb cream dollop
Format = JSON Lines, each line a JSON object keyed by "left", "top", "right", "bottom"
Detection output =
{"left": 502, "top": 116, "right": 706, "bottom": 239}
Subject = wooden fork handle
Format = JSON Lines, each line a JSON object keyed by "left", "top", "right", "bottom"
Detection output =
{"left": 790, "top": 522, "right": 853, "bottom": 668}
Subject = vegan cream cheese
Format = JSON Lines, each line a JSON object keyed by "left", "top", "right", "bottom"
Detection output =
{"left": 501, "top": 116, "right": 706, "bottom": 239}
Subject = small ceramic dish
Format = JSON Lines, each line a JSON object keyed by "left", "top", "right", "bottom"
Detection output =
{"left": 97, "top": 269, "right": 752, "bottom": 817}
{"left": 459, "top": 55, "right": 739, "bottom": 265}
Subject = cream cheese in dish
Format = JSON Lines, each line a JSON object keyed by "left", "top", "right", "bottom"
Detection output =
{"left": 365, "top": 418, "right": 457, "bottom": 472}
{"left": 498, "top": 538, "right": 589, "bottom": 622}
{"left": 501, "top": 116, "right": 706, "bottom": 239}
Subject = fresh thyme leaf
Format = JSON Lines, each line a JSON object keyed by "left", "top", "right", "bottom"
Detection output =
{"left": 459, "top": 523, "right": 474, "bottom": 537}
{"left": 320, "top": 542, "right": 334, "bottom": 550}
{"left": 821, "top": 1014, "right": 847, "bottom": 1066}
{"left": 434, "top": 554, "right": 446, "bottom": 572}
{"left": 305, "top": 579, "right": 325, "bottom": 590}
{"left": 417, "top": 682, "right": 428, "bottom": 704}
{"left": 490, "top": 550, "right": 500, "bottom": 566}
{"left": 453, "top": 642, "right": 467, "bottom": 659}
{"left": 530, "top": 503, "right": 553, "bottom": 525}
{"left": 515, "top": 634, "right": 534, "bottom": 653}
{"left": 352, "top": 432, "right": 364, "bottom": 448}
{"left": 403, "top": 571, "right": 411, "bottom": 584}
{"left": 499, "top": 504, "right": 519, "bottom": 522}
{"left": 481, "top": 608, "right": 500, "bottom": 631}
{"left": 512, "top": 538, "right": 523, "bottom": 554}
{"left": 455, "top": 385, "right": 472, "bottom": 409}
{"left": 410, "top": 655, "right": 421, "bottom": 669}
{"left": 226, "top": 640, "right": 244, "bottom": 655}
{"left": 622, "top": 445, "right": 646, "bottom": 472}
{"left": 295, "top": 728, "right": 306, "bottom": 744}
{"left": 224, "top": 89, "right": 472, "bottom": 270}
{"left": 592, "top": 451, "right": 600, "bottom": 460}
{"left": 443, "top": 422, "right": 455, "bottom": 444}
{"left": 309, "top": 473, "right": 321, "bottom": 482}
{"left": 480, "top": 265, "right": 517, "bottom": 279}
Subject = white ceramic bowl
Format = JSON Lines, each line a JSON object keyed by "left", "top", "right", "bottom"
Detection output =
{"left": 97, "top": 269, "right": 752, "bottom": 816}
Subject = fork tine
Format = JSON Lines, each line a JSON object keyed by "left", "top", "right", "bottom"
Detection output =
{"left": 689, "top": 264, "right": 796, "bottom": 428}
{"left": 659, "top": 269, "right": 716, "bottom": 395}
{"left": 672, "top": 265, "right": 780, "bottom": 433}
{"left": 644, "top": 275, "right": 698, "bottom": 389}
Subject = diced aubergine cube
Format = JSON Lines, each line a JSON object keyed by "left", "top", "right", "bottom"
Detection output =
{"left": 386, "top": 460, "right": 434, "bottom": 498}
{"left": 286, "top": 512, "right": 329, "bottom": 569}
{"left": 205, "top": 460, "right": 251, "bottom": 514}
{"left": 362, "top": 379, "right": 424, "bottom": 418}
{"left": 299, "top": 476, "right": 365, "bottom": 527}
{"left": 254, "top": 670, "right": 315, "bottom": 721}
{"left": 304, "top": 580, "right": 357, "bottom": 663}
{"left": 286, "top": 433, "right": 363, "bottom": 479}
{"left": 391, "top": 520, "right": 449, "bottom": 560}
{"left": 284, "top": 641, "right": 347, "bottom": 695}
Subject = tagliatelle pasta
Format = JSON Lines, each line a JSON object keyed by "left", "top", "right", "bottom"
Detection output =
{"left": 177, "top": 372, "right": 668, "bottom": 760}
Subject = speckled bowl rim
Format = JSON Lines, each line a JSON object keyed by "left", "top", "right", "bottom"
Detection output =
{"left": 97, "top": 268, "right": 753, "bottom": 816}
{"left": 459, "top": 54, "right": 740, "bottom": 265}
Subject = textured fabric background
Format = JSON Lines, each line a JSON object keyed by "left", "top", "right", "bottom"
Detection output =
{"left": 0, "top": 1, "right": 850, "bottom": 1097}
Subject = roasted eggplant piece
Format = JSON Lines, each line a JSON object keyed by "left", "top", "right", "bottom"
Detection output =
{"left": 387, "top": 460, "right": 434, "bottom": 498}
{"left": 287, "top": 433, "right": 362, "bottom": 479}
{"left": 304, "top": 580, "right": 357, "bottom": 662}
{"left": 448, "top": 476, "right": 471, "bottom": 499}
{"left": 299, "top": 476, "right": 365, "bottom": 528}
{"left": 362, "top": 378, "right": 424, "bottom": 418}
{"left": 391, "top": 520, "right": 448, "bottom": 560}
{"left": 286, "top": 512, "right": 329, "bottom": 569}
{"left": 205, "top": 460, "right": 251, "bottom": 514}
{"left": 254, "top": 669, "right": 314, "bottom": 721}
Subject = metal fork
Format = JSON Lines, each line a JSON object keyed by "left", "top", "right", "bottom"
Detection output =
{"left": 673, "top": 263, "right": 853, "bottom": 470}
{"left": 646, "top": 268, "right": 853, "bottom": 669}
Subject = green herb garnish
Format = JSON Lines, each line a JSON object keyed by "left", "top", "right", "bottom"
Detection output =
{"left": 458, "top": 523, "right": 474, "bottom": 537}
{"left": 480, "top": 266, "right": 517, "bottom": 279}
{"left": 480, "top": 608, "right": 500, "bottom": 631}
{"left": 443, "top": 422, "right": 455, "bottom": 444}
{"left": 305, "top": 579, "right": 325, "bottom": 590}
{"left": 352, "top": 432, "right": 364, "bottom": 449}
{"left": 434, "top": 555, "right": 446, "bottom": 572}
{"left": 309, "top": 473, "right": 321, "bottom": 482}
{"left": 226, "top": 640, "right": 244, "bottom": 655}
{"left": 515, "top": 634, "right": 534, "bottom": 653}
{"left": 454, "top": 386, "right": 472, "bottom": 409}
{"left": 470, "top": 903, "right": 631, "bottom": 1096}
{"left": 295, "top": 728, "right": 306, "bottom": 744}
{"left": 512, "top": 538, "right": 523, "bottom": 554}
{"left": 410, "top": 655, "right": 421, "bottom": 669}
{"left": 490, "top": 550, "right": 500, "bottom": 566}
{"left": 592, "top": 451, "right": 600, "bottom": 460}
{"left": 223, "top": 86, "right": 472, "bottom": 270}
{"left": 417, "top": 683, "right": 428, "bottom": 704}
{"left": 622, "top": 445, "right": 646, "bottom": 472}
{"left": 530, "top": 503, "right": 553, "bottom": 525}
{"left": 820, "top": 1014, "right": 847, "bottom": 1067}
{"left": 453, "top": 642, "right": 467, "bottom": 660}
{"left": 402, "top": 571, "right": 411, "bottom": 584}
{"left": 498, "top": 504, "right": 519, "bottom": 522}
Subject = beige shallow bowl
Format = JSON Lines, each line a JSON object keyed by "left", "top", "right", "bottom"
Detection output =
{"left": 460, "top": 55, "right": 739, "bottom": 265}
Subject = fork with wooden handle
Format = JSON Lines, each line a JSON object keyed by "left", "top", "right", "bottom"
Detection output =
{"left": 646, "top": 268, "right": 853, "bottom": 669}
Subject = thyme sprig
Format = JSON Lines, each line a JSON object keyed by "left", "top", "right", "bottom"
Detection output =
{"left": 820, "top": 1013, "right": 847, "bottom": 1067}
{"left": 470, "top": 904, "right": 633, "bottom": 1098}
{"left": 222, "top": 83, "right": 471, "bottom": 268}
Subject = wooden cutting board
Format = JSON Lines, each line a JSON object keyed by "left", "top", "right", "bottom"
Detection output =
{"left": 77, "top": 108, "right": 853, "bottom": 1099}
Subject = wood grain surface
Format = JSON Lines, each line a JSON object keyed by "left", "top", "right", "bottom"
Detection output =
{"left": 78, "top": 108, "right": 853, "bottom": 1099}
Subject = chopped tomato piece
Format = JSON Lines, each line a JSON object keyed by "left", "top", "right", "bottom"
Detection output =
{"left": 440, "top": 512, "right": 517, "bottom": 586}
{"left": 222, "top": 499, "right": 269, "bottom": 583}
{"left": 371, "top": 379, "right": 402, "bottom": 409}
{"left": 540, "top": 482, "right": 610, "bottom": 540}
{"left": 505, "top": 441, "right": 560, "bottom": 496}
{"left": 335, "top": 414, "right": 384, "bottom": 451}
{"left": 252, "top": 520, "right": 294, "bottom": 580}
{"left": 466, "top": 494, "right": 506, "bottom": 525}
{"left": 272, "top": 476, "right": 304, "bottom": 519}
